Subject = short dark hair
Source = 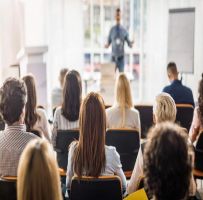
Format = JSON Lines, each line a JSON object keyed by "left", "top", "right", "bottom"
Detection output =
{"left": 0, "top": 77, "right": 27, "bottom": 125}
{"left": 61, "top": 70, "right": 82, "bottom": 121}
{"left": 144, "top": 122, "right": 191, "bottom": 200}
{"left": 167, "top": 62, "right": 178, "bottom": 74}
{"left": 116, "top": 8, "right": 120, "bottom": 13}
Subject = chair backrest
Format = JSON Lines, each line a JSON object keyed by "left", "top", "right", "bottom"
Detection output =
{"left": 194, "top": 131, "right": 203, "bottom": 171}
{"left": 55, "top": 129, "right": 79, "bottom": 170}
{"left": 0, "top": 177, "right": 17, "bottom": 200}
{"left": 134, "top": 105, "right": 153, "bottom": 138}
{"left": 176, "top": 104, "right": 194, "bottom": 131}
{"left": 106, "top": 129, "right": 140, "bottom": 172}
{"left": 70, "top": 176, "right": 122, "bottom": 200}
{"left": 30, "top": 129, "right": 41, "bottom": 137}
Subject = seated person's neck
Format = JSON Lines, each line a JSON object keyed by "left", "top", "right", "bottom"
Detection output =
{"left": 10, "top": 119, "right": 24, "bottom": 126}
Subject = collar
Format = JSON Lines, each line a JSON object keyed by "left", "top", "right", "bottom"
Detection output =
{"left": 171, "top": 79, "right": 182, "bottom": 85}
{"left": 5, "top": 124, "right": 26, "bottom": 132}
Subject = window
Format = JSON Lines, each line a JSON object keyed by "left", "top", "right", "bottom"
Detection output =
{"left": 83, "top": 0, "right": 143, "bottom": 100}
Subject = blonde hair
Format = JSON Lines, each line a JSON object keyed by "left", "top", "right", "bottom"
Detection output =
{"left": 153, "top": 93, "right": 177, "bottom": 123}
{"left": 114, "top": 73, "right": 133, "bottom": 127}
{"left": 17, "top": 139, "right": 62, "bottom": 200}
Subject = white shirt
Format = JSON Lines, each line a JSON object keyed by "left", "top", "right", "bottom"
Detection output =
{"left": 106, "top": 106, "right": 141, "bottom": 133}
{"left": 66, "top": 142, "right": 127, "bottom": 192}
{"left": 52, "top": 107, "right": 79, "bottom": 146}
{"left": 32, "top": 108, "right": 51, "bottom": 141}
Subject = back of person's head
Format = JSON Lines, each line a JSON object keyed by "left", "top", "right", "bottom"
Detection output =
{"left": 73, "top": 92, "right": 106, "bottom": 177}
{"left": 114, "top": 73, "right": 133, "bottom": 127}
{"left": 167, "top": 62, "right": 178, "bottom": 74}
{"left": 153, "top": 93, "right": 176, "bottom": 123}
{"left": 59, "top": 68, "right": 68, "bottom": 87}
{"left": 0, "top": 77, "right": 26, "bottom": 125}
{"left": 198, "top": 73, "right": 203, "bottom": 124}
{"left": 144, "top": 122, "right": 191, "bottom": 200}
{"left": 61, "top": 70, "right": 82, "bottom": 121}
{"left": 17, "top": 139, "right": 62, "bottom": 200}
{"left": 22, "top": 75, "right": 40, "bottom": 131}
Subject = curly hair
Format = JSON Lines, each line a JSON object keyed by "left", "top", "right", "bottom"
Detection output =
{"left": 144, "top": 122, "right": 191, "bottom": 200}
{"left": 0, "top": 77, "right": 27, "bottom": 125}
{"left": 198, "top": 73, "right": 203, "bottom": 125}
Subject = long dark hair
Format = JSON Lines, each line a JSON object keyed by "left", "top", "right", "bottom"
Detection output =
{"left": 73, "top": 92, "right": 106, "bottom": 177}
{"left": 198, "top": 73, "right": 203, "bottom": 124}
{"left": 22, "top": 75, "right": 40, "bottom": 131}
{"left": 61, "top": 70, "right": 82, "bottom": 121}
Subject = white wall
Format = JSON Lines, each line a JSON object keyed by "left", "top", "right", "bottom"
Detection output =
{"left": 0, "top": 0, "right": 24, "bottom": 82}
{"left": 142, "top": 0, "right": 203, "bottom": 102}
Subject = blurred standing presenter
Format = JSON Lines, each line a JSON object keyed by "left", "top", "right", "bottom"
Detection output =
{"left": 105, "top": 8, "right": 134, "bottom": 72}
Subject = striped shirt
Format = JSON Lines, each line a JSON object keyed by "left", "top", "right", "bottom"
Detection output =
{"left": 0, "top": 124, "right": 37, "bottom": 176}
{"left": 52, "top": 107, "right": 79, "bottom": 146}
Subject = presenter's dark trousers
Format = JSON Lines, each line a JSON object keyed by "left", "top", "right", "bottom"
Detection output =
{"left": 112, "top": 56, "right": 124, "bottom": 72}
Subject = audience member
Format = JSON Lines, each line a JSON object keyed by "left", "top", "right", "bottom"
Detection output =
{"left": 51, "top": 68, "right": 68, "bottom": 109}
{"left": 128, "top": 93, "right": 196, "bottom": 196}
{"left": 127, "top": 93, "right": 177, "bottom": 193}
{"left": 17, "top": 139, "right": 62, "bottom": 200}
{"left": 144, "top": 122, "right": 191, "bottom": 200}
{"left": 189, "top": 73, "right": 203, "bottom": 143}
{"left": 106, "top": 73, "right": 140, "bottom": 133}
{"left": 22, "top": 75, "right": 51, "bottom": 141}
{"left": 0, "top": 77, "right": 37, "bottom": 176}
{"left": 66, "top": 92, "right": 127, "bottom": 192}
{"left": 162, "top": 62, "right": 194, "bottom": 106}
{"left": 52, "top": 70, "right": 82, "bottom": 146}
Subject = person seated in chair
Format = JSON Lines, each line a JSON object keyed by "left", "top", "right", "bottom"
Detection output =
{"left": 127, "top": 93, "right": 196, "bottom": 196}
{"left": 189, "top": 74, "right": 203, "bottom": 144}
{"left": 66, "top": 92, "right": 127, "bottom": 194}
{"left": 0, "top": 77, "right": 37, "bottom": 176}
{"left": 17, "top": 139, "right": 62, "bottom": 200}
{"left": 144, "top": 122, "right": 192, "bottom": 200}
{"left": 106, "top": 73, "right": 140, "bottom": 134}
{"left": 162, "top": 62, "right": 194, "bottom": 107}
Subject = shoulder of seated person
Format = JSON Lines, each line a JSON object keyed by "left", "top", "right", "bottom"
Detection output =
{"left": 163, "top": 85, "right": 170, "bottom": 91}
{"left": 37, "top": 108, "right": 46, "bottom": 114}
{"left": 106, "top": 106, "right": 117, "bottom": 113}
{"left": 69, "top": 141, "right": 78, "bottom": 150}
{"left": 54, "top": 106, "right": 62, "bottom": 114}
{"left": 105, "top": 145, "right": 117, "bottom": 153}
{"left": 26, "top": 131, "right": 39, "bottom": 138}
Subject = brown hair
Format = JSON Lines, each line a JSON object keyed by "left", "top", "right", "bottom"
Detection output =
{"left": 61, "top": 70, "right": 82, "bottom": 121}
{"left": 73, "top": 92, "right": 106, "bottom": 177}
{"left": 22, "top": 75, "right": 40, "bottom": 131}
{"left": 17, "top": 139, "right": 62, "bottom": 200}
{"left": 144, "top": 122, "right": 191, "bottom": 200}
{"left": 167, "top": 62, "right": 178, "bottom": 75}
{"left": 0, "top": 77, "right": 26, "bottom": 125}
{"left": 198, "top": 73, "right": 203, "bottom": 124}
